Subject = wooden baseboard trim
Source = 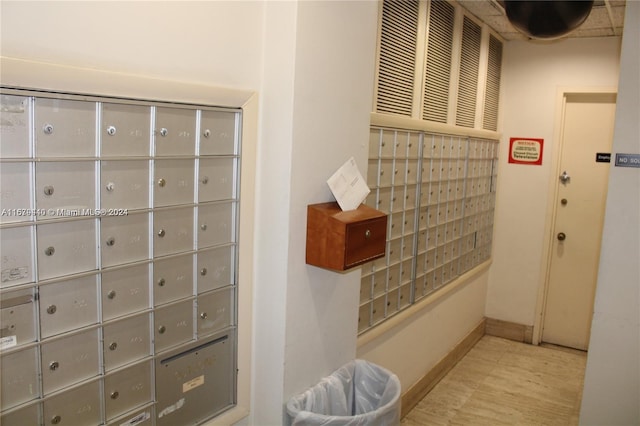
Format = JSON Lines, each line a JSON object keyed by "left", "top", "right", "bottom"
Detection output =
{"left": 485, "top": 317, "right": 534, "bottom": 344}
{"left": 400, "top": 318, "right": 486, "bottom": 418}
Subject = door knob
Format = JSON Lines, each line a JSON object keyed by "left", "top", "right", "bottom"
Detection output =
{"left": 557, "top": 232, "right": 566, "bottom": 241}
{"left": 559, "top": 171, "right": 570, "bottom": 184}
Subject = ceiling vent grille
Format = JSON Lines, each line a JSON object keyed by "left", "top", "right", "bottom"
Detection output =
{"left": 422, "top": 0, "right": 455, "bottom": 123}
{"left": 483, "top": 34, "right": 503, "bottom": 131}
{"left": 456, "top": 16, "right": 482, "bottom": 128}
{"left": 376, "top": 0, "right": 420, "bottom": 116}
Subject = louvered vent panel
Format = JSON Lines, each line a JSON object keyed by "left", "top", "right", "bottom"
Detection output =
{"left": 455, "top": 17, "right": 481, "bottom": 128}
{"left": 376, "top": 0, "right": 420, "bottom": 116}
{"left": 483, "top": 35, "right": 503, "bottom": 131}
{"left": 422, "top": 1, "right": 455, "bottom": 123}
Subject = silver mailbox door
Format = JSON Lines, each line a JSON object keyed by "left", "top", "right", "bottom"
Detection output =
{"left": 42, "top": 380, "right": 101, "bottom": 426}
{"left": 104, "top": 360, "right": 153, "bottom": 421}
{"left": 154, "top": 107, "right": 196, "bottom": 156}
{"left": 101, "top": 263, "right": 150, "bottom": 321}
{"left": 197, "top": 157, "right": 235, "bottom": 202}
{"left": 101, "top": 103, "right": 151, "bottom": 157}
{"left": 0, "top": 400, "right": 40, "bottom": 426}
{"left": 155, "top": 330, "right": 235, "bottom": 426}
{"left": 101, "top": 160, "right": 150, "bottom": 210}
{"left": 39, "top": 274, "right": 98, "bottom": 338}
{"left": 154, "top": 299, "right": 194, "bottom": 353}
{"left": 199, "top": 110, "right": 237, "bottom": 156}
{"left": 196, "top": 245, "right": 234, "bottom": 294}
{"left": 103, "top": 312, "right": 151, "bottom": 371}
{"left": 35, "top": 161, "right": 96, "bottom": 219}
{"left": 153, "top": 253, "right": 194, "bottom": 307}
{"left": 40, "top": 328, "right": 100, "bottom": 394}
{"left": 153, "top": 206, "right": 194, "bottom": 257}
{"left": 36, "top": 219, "right": 97, "bottom": 280}
{"left": 0, "top": 288, "right": 36, "bottom": 348}
{"left": 153, "top": 159, "right": 195, "bottom": 208}
{"left": 197, "top": 202, "right": 235, "bottom": 249}
{"left": 34, "top": 98, "right": 96, "bottom": 158}
{"left": 196, "top": 287, "right": 234, "bottom": 338}
{"left": 0, "top": 94, "right": 30, "bottom": 158}
{"left": 101, "top": 213, "right": 150, "bottom": 268}
{"left": 0, "top": 346, "right": 39, "bottom": 410}
{"left": 0, "top": 225, "right": 33, "bottom": 288}
{"left": 106, "top": 407, "right": 153, "bottom": 426}
{"left": 0, "top": 162, "right": 32, "bottom": 223}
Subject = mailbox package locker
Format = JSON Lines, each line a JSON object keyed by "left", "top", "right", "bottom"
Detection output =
{"left": 0, "top": 90, "right": 241, "bottom": 426}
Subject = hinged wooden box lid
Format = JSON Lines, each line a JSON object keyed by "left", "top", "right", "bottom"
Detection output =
{"left": 306, "top": 202, "right": 387, "bottom": 271}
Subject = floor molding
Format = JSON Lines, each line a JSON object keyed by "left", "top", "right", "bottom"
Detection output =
{"left": 485, "top": 317, "right": 534, "bottom": 344}
{"left": 400, "top": 318, "right": 486, "bottom": 418}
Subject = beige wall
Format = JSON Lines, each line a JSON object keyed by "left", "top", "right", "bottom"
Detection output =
{"left": 357, "top": 267, "right": 488, "bottom": 390}
{"left": 358, "top": 34, "right": 623, "bottom": 402}
{"left": 487, "top": 37, "right": 621, "bottom": 328}
{"left": 581, "top": 2, "right": 640, "bottom": 423}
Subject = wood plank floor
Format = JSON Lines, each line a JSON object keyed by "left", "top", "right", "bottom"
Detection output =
{"left": 401, "top": 335, "right": 588, "bottom": 425}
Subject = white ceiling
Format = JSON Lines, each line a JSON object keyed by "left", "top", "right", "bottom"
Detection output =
{"left": 457, "top": 0, "right": 626, "bottom": 41}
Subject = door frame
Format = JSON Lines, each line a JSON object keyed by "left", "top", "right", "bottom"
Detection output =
{"left": 532, "top": 87, "right": 617, "bottom": 346}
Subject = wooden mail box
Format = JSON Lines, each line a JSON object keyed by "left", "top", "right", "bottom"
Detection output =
{"left": 306, "top": 202, "right": 387, "bottom": 271}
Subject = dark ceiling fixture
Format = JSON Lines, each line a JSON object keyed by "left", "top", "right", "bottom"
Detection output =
{"left": 504, "top": 0, "right": 595, "bottom": 40}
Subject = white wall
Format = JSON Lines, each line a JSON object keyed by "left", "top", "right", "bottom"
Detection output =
{"left": 282, "top": 0, "right": 378, "bottom": 408}
{"left": 580, "top": 2, "right": 640, "bottom": 424}
{"left": 0, "top": 1, "right": 264, "bottom": 90}
{"left": 487, "top": 36, "right": 621, "bottom": 326}
{"left": 357, "top": 268, "right": 488, "bottom": 391}
{"left": 253, "top": 0, "right": 379, "bottom": 423}
{"left": 251, "top": 1, "right": 297, "bottom": 423}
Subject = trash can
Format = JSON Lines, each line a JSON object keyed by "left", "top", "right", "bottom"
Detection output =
{"left": 286, "top": 359, "right": 401, "bottom": 426}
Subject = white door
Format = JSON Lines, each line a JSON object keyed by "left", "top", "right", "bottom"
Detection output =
{"left": 542, "top": 92, "right": 616, "bottom": 350}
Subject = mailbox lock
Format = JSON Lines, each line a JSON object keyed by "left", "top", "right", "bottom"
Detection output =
{"left": 159, "top": 128, "right": 168, "bottom": 137}
{"left": 157, "top": 178, "right": 166, "bottom": 187}
{"left": 107, "top": 290, "right": 116, "bottom": 299}
{"left": 157, "top": 278, "right": 166, "bottom": 287}
{"left": 200, "top": 312, "right": 208, "bottom": 319}
{"left": 47, "top": 305, "right": 57, "bottom": 315}
{"left": 45, "top": 246, "right": 55, "bottom": 256}
{"left": 200, "top": 268, "right": 207, "bottom": 276}
{"left": 49, "top": 361, "right": 60, "bottom": 371}
{"left": 51, "top": 415, "right": 62, "bottom": 425}
{"left": 201, "top": 176, "right": 209, "bottom": 185}
{"left": 109, "top": 342, "right": 118, "bottom": 351}
{"left": 44, "top": 185, "right": 55, "bottom": 196}
{"left": 106, "top": 182, "right": 115, "bottom": 192}
{"left": 106, "top": 237, "right": 116, "bottom": 246}
{"left": 157, "top": 229, "right": 166, "bottom": 238}
{"left": 106, "top": 125, "right": 117, "bottom": 136}
{"left": 203, "top": 129, "right": 211, "bottom": 138}
{"left": 110, "top": 391, "right": 120, "bottom": 400}
{"left": 158, "top": 325, "right": 166, "bottom": 334}
{"left": 43, "top": 123, "right": 54, "bottom": 134}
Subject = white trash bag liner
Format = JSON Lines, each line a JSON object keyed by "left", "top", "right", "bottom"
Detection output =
{"left": 286, "top": 359, "right": 401, "bottom": 426}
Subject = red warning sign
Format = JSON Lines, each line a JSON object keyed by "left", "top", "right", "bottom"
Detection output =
{"left": 508, "top": 138, "right": 544, "bottom": 165}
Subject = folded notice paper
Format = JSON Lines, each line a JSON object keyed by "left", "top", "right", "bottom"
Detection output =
{"left": 326, "top": 157, "right": 371, "bottom": 211}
